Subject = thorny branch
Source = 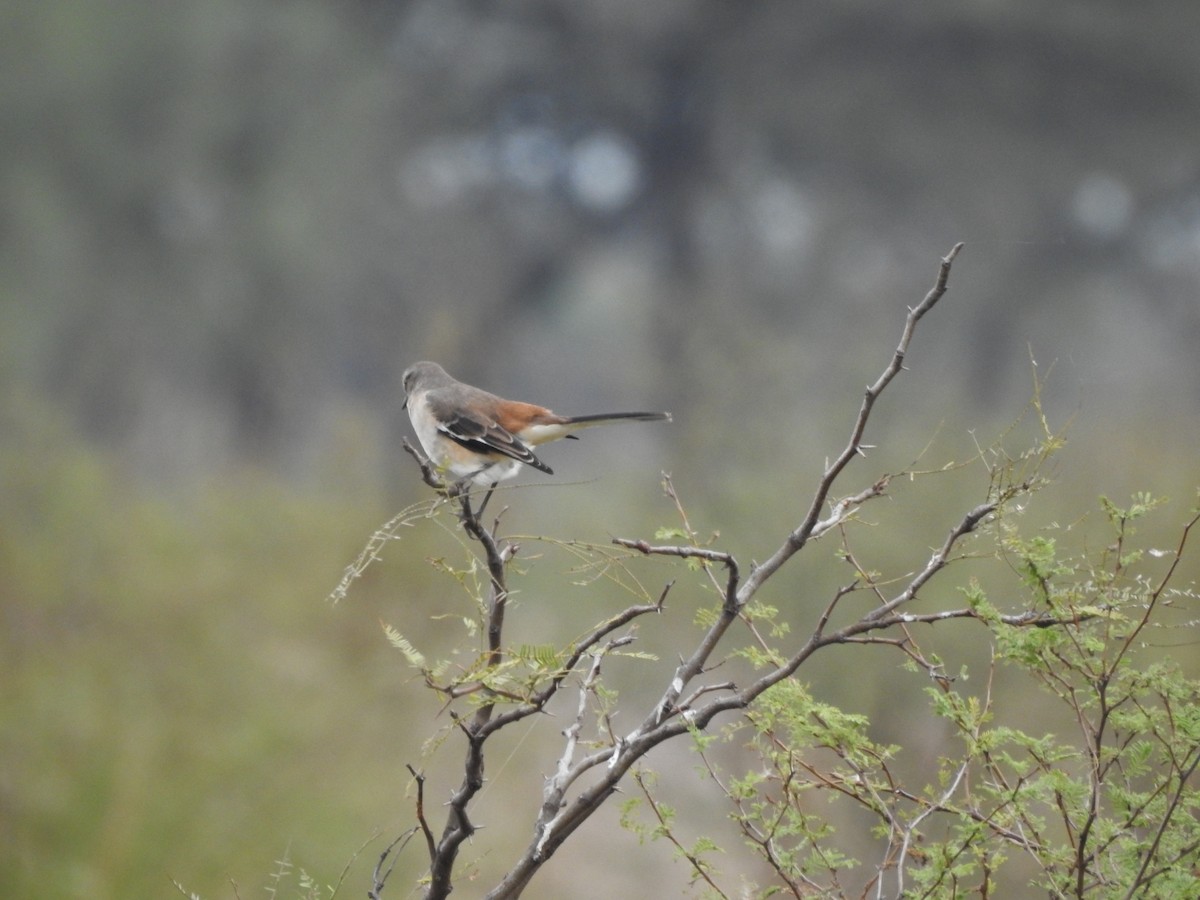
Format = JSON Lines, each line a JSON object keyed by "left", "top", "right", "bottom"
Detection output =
{"left": 424, "top": 245, "right": 990, "bottom": 899}
{"left": 380, "top": 244, "right": 1113, "bottom": 898}
{"left": 735, "top": 242, "right": 963, "bottom": 604}
{"left": 402, "top": 459, "right": 519, "bottom": 900}
{"left": 368, "top": 828, "right": 418, "bottom": 900}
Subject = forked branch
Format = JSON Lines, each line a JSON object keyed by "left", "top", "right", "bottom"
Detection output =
{"left": 393, "top": 244, "right": 1032, "bottom": 900}
{"left": 737, "top": 242, "right": 963, "bottom": 603}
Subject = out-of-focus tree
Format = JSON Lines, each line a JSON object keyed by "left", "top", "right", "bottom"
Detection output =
{"left": 4, "top": 1, "right": 1200, "bottom": 485}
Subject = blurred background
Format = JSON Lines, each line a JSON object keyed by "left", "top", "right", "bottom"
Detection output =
{"left": 3, "top": 1, "right": 1199, "bottom": 897}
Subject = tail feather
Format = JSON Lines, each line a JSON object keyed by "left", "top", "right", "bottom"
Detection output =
{"left": 520, "top": 410, "right": 671, "bottom": 447}
{"left": 562, "top": 411, "right": 672, "bottom": 425}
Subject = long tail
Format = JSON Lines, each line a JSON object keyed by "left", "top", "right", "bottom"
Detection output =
{"left": 563, "top": 411, "right": 672, "bottom": 426}
{"left": 522, "top": 410, "right": 671, "bottom": 446}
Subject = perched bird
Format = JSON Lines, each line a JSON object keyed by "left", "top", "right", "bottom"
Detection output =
{"left": 402, "top": 361, "right": 671, "bottom": 487}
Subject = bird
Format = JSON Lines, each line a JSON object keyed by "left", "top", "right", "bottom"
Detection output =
{"left": 401, "top": 361, "right": 671, "bottom": 489}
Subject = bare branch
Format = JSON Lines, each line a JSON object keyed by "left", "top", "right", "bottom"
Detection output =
{"left": 406, "top": 764, "right": 436, "bottom": 861}
{"left": 368, "top": 828, "right": 419, "bottom": 900}
{"left": 423, "top": 494, "right": 515, "bottom": 899}
{"left": 391, "top": 245, "right": 1000, "bottom": 900}
{"left": 536, "top": 635, "right": 634, "bottom": 857}
{"left": 737, "top": 243, "right": 964, "bottom": 606}
{"left": 612, "top": 538, "right": 740, "bottom": 611}
{"left": 863, "top": 499, "right": 999, "bottom": 624}
{"left": 403, "top": 438, "right": 448, "bottom": 492}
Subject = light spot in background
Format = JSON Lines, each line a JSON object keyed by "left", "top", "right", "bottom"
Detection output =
{"left": 1071, "top": 172, "right": 1134, "bottom": 240}
{"left": 398, "top": 135, "right": 494, "bottom": 207}
{"left": 498, "top": 125, "right": 563, "bottom": 191}
{"left": 400, "top": 126, "right": 643, "bottom": 214}
{"left": 1140, "top": 193, "right": 1200, "bottom": 275}
{"left": 751, "top": 176, "right": 815, "bottom": 263}
{"left": 567, "top": 130, "right": 643, "bottom": 214}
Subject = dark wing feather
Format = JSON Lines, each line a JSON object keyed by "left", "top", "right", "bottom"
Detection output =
{"left": 438, "top": 411, "right": 553, "bottom": 474}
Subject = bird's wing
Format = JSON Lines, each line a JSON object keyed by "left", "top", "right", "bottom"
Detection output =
{"left": 436, "top": 407, "right": 554, "bottom": 474}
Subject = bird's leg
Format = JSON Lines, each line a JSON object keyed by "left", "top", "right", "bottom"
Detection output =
{"left": 475, "top": 482, "right": 499, "bottom": 519}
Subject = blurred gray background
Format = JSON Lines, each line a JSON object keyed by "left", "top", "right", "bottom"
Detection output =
{"left": 3, "top": 1, "right": 1199, "bottom": 897}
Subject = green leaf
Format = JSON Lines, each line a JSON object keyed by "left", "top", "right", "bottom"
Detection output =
{"left": 381, "top": 622, "right": 425, "bottom": 668}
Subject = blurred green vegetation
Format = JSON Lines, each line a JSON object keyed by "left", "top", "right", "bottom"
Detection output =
{"left": 0, "top": 390, "right": 432, "bottom": 897}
